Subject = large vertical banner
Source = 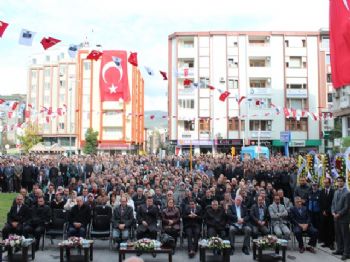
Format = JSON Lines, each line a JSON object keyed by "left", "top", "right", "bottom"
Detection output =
{"left": 99, "top": 50, "right": 130, "bottom": 102}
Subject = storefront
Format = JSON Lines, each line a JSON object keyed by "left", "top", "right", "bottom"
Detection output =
{"left": 272, "top": 139, "right": 322, "bottom": 154}
{"left": 177, "top": 139, "right": 214, "bottom": 155}
{"left": 214, "top": 139, "right": 243, "bottom": 154}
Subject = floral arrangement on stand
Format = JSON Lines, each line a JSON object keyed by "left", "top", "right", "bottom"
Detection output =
{"left": 134, "top": 238, "right": 155, "bottom": 252}
{"left": 255, "top": 235, "right": 279, "bottom": 249}
{"left": 2, "top": 235, "right": 25, "bottom": 248}
{"left": 59, "top": 237, "right": 93, "bottom": 248}
{"left": 207, "top": 237, "right": 231, "bottom": 250}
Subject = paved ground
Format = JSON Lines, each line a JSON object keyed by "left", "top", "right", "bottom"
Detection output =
{"left": 1, "top": 239, "right": 343, "bottom": 262}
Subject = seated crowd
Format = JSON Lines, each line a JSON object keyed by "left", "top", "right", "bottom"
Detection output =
{"left": 0, "top": 154, "right": 348, "bottom": 260}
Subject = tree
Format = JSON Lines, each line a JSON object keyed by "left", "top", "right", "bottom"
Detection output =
{"left": 342, "top": 136, "right": 350, "bottom": 148}
{"left": 18, "top": 123, "right": 42, "bottom": 154}
{"left": 83, "top": 128, "right": 98, "bottom": 155}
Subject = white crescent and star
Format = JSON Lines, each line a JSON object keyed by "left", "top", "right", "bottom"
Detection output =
{"left": 109, "top": 84, "right": 117, "bottom": 94}
{"left": 102, "top": 58, "right": 123, "bottom": 94}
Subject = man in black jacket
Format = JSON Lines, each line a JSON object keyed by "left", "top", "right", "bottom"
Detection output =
{"left": 23, "top": 196, "right": 50, "bottom": 250}
{"left": 250, "top": 195, "right": 269, "bottom": 239}
{"left": 112, "top": 196, "right": 134, "bottom": 244}
{"left": 133, "top": 187, "right": 146, "bottom": 210}
{"left": 204, "top": 200, "right": 226, "bottom": 239}
{"left": 2, "top": 194, "right": 30, "bottom": 239}
{"left": 183, "top": 200, "right": 202, "bottom": 258}
{"left": 68, "top": 197, "right": 91, "bottom": 237}
{"left": 136, "top": 196, "right": 159, "bottom": 239}
{"left": 227, "top": 196, "right": 252, "bottom": 255}
{"left": 22, "top": 161, "right": 35, "bottom": 192}
{"left": 319, "top": 177, "right": 335, "bottom": 249}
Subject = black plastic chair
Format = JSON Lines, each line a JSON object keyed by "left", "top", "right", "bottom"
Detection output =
{"left": 43, "top": 209, "right": 69, "bottom": 248}
{"left": 88, "top": 205, "right": 113, "bottom": 250}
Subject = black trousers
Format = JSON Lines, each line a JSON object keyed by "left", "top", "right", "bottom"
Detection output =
{"left": 136, "top": 228, "right": 157, "bottom": 240}
{"left": 2, "top": 223, "right": 24, "bottom": 239}
{"left": 185, "top": 225, "right": 200, "bottom": 252}
{"left": 335, "top": 221, "right": 350, "bottom": 256}
{"left": 23, "top": 224, "right": 45, "bottom": 247}
{"left": 320, "top": 213, "right": 334, "bottom": 246}
{"left": 293, "top": 225, "right": 318, "bottom": 248}
{"left": 207, "top": 226, "right": 226, "bottom": 239}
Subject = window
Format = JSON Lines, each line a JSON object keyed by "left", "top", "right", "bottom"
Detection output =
{"left": 286, "top": 118, "right": 307, "bottom": 131}
{"left": 83, "top": 111, "right": 90, "bottom": 121}
{"left": 248, "top": 37, "right": 268, "bottom": 45}
{"left": 287, "top": 84, "right": 307, "bottom": 89}
{"left": 322, "top": 36, "right": 330, "bottom": 49}
{"left": 44, "top": 95, "right": 50, "bottom": 103}
{"left": 288, "top": 57, "right": 302, "bottom": 68}
{"left": 302, "top": 39, "right": 306, "bottom": 47}
{"left": 44, "top": 68, "right": 50, "bottom": 77}
{"left": 59, "top": 94, "right": 65, "bottom": 103}
{"left": 184, "top": 120, "right": 195, "bottom": 131}
{"left": 327, "top": 73, "right": 332, "bottom": 83}
{"left": 228, "top": 118, "right": 245, "bottom": 131}
{"left": 58, "top": 123, "right": 65, "bottom": 130}
{"left": 233, "top": 41, "right": 238, "bottom": 47}
{"left": 285, "top": 40, "right": 289, "bottom": 47}
{"left": 59, "top": 66, "right": 66, "bottom": 76}
{"left": 181, "top": 59, "right": 194, "bottom": 68}
{"left": 286, "top": 98, "right": 307, "bottom": 110}
{"left": 103, "top": 127, "right": 118, "bottom": 135}
{"left": 183, "top": 40, "right": 194, "bottom": 48}
{"left": 60, "top": 53, "right": 65, "bottom": 59}
{"left": 327, "top": 93, "right": 333, "bottom": 103}
{"left": 31, "top": 71, "right": 37, "bottom": 78}
{"left": 228, "top": 78, "right": 238, "bottom": 89}
{"left": 178, "top": 99, "right": 195, "bottom": 109}
{"left": 250, "top": 79, "right": 267, "bottom": 88}
{"left": 325, "top": 54, "right": 331, "bottom": 65}
{"left": 249, "top": 120, "right": 272, "bottom": 131}
{"left": 32, "top": 58, "right": 37, "bottom": 64}
{"left": 249, "top": 58, "right": 267, "bottom": 67}
{"left": 199, "top": 77, "right": 210, "bottom": 88}
{"left": 199, "top": 118, "right": 210, "bottom": 133}
{"left": 84, "top": 61, "right": 91, "bottom": 71}
{"left": 45, "top": 55, "right": 50, "bottom": 62}
{"left": 104, "top": 111, "right": 118, "bottom": 116}
{"left": 227, "top": 56, "right": 238, "bottom": 68}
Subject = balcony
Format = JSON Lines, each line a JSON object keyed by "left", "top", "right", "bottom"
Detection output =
{"left": 285, "top": 68, "right": 307, "bottom": 77}
{"left": 178, "top": 88, "right": 196, "bottom": 97}
{"left": 249, "top": 131, "right": 272, "bottom": 138}
{"left": 177, "top": 67, "right": 194, "bottom": 78}
{"left": 102, "top": 115, "right": 123, "bottom": 127}
{"left": 286, "top": 89, "right": 308, "bottom": 98}
{"left": 248, "top": 67, "right": 271, "bottom": 77}
{"left": 285, "top": 48, "right": 307, "bottom": 57}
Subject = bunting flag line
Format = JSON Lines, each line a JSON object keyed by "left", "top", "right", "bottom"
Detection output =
{"left": 237, "top": 96, "right": 246, "bottom": 106}
{"left": 128, "top": 52, "right": 138, "bottom": 67}
{"left": 0, "top": 99, "right": 5, "bottom": 104}
{"left": 40, "top": 36, "right": 61, "bottom": 50}
{"left": 184, "top": 79, "right": 192, "bottom": 86}
{"left": 219, "top": 91, "right": 230, "bottom": 102}
{"left": 11, "top": 101, "right": 19, "bottom": 111}
{"left": 144, "top": 66, "right": 155, "bottom": 76}
{"left": 68, "top": 44, "right": 79, "bottom": 58}
{"left": 18, "top": 29, "right": 36, "bottom": 46}
{"left": 160, "top": 71, "right": 167, "bottom": 80}
{"left": 86, "top": 50, "right": 103, "bottom": 61}
{"left": 0, "top": 20, "right": 9, "bottom": 37}
{"left": 208, "top": 84, "right": 215, "bottom": 90}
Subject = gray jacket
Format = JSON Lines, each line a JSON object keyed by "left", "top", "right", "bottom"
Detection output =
{"left": 331, "top": 187, "right": 350, "bottom": 223}
{"left": 268, "top": 203, "right": 289, "bottom": 227}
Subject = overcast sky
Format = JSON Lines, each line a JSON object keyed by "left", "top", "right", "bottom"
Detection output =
{"left": 0, "top": 0, "right": 329, "bottom": 111}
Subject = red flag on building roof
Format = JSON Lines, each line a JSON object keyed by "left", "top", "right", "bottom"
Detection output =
{"left": 0, "top": 98, "right": 5, "bottom": 104}
{"left": 128, "top": 52, "right": 138, "bottom": 67}
{"left": 330, "top": 0, "right": 350, "bottom": 88}
{"left": 87, "top": 50, "right": 103, "bottom": 61}
{"left": 0, "top": 20, "right": 9, "bottom": 38}
{"left": 40, "top": 36, "right": 61, "bottom": 50}
{"left": 160, "top": 71, "right": 167, "bottom": 80}
{"left": 219, "top": 91, "right": 230, "bottom": 102}
{"left": 11, "top": 101, "right": 19, "bottom": 111}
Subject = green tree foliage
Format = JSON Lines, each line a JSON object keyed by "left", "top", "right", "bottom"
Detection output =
{"left": 342, "top": 137, "right": 350, "bottom": 148}
{"left": 18, "top": 123, "right": 42, "bottom": 153}
{"left": 83, "top": 128, "right": 98, "bottom": 155}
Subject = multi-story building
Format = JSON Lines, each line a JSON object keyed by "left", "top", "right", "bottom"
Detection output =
{"left": 168, "top": 30, "right": 332, "bottom": 155}
{"left": 0, "top": 94, "right": 26, "bottom": 149}
{"left": 27, "top": 47, "right": 144, "bottom": 154}
{"left": 332, "top": 85, "right": 350, "bottom": 139}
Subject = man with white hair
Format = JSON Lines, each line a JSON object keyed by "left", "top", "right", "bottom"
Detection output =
{"left": 68, "top": 196, "right": 91, "bottom": 237}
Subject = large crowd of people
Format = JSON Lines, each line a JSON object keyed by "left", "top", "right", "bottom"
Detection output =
{"left": 0, "top": 153, "right": 348, "bottom": 260}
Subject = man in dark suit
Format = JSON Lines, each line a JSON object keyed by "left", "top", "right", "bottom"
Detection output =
{"left": 319, "top": 177, "right": 335, "bottom": 249}
{"left": 22, "top": 161, "right": 35, "bottom": 192}
{"left": 133, "top": 187, "right": 146, "bottom": 210}
{"left": 2, "top": 194, "right": 30, "bottom": 239}
{"left": 183, "top": 199, "right": 202, "bottom": 258}
{"left": 136, "top": 196, "right": 159, "bottom": 239}
{"left": 250, "top": 195, "right": 269, "bottom": 239}
{"left": 204, "top": 200, "right": 226, "bottom": 239}
{"left": 290, "top": 196, "right": 318, "bottom": 253}
{"left": 227, "top": 196, "right": 252, "bottom": 255}
{"left": 23, "top": 196, "right": 50, "bottom": 250}
{"left": 112, "top": 196, "right": 134, "bottom": 244}
{"left": 68, "top": 197, "right": 91, "bottom": 237}
{"left": 331, "top": 176, "right": 350, "bottom": 260}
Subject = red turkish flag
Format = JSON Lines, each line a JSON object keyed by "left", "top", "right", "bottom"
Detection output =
{"left": 219, "top": 91, "right": 230, "bottom": 102}
{"left": 330, "top": 0, "right": 350, "bottom": 88}
{"left": 184, "top": 79, "right": 192, "bottom": 86}
{"left": 57, "top": 108, "right": 63, "bottom": 116}
{"left": 238, "top": 96, "right": 246, "bottom": 105}
{"left": 40, "top": 36, "right": 61, "bottom": 50}
{"left": 47, "top": 107, "right": 53, "bottom": 115}
{"left": 24, "top": 110, "right": 30, "bottom": 118}
{"left": 87, "top": 50, "right": 103, "bottom": 61}
{"left": 208, "top": 84, "right": 215, "bottom": 90}
{"left": 128, "top": 52, "right": 138, "bottom": 67}
{"left": 99, "top": 50, "right": 130, "bottom": 102}
{"left": 0, "top": 20, "right": 9, "bottom": 37}
{"left": 11, "top": 101, "right": 19, "bottom": 111}
{"left": 0, "top": 98, "right": 5, "bottom": 104}
{"left": 46, "top": 116, "right": 50, "bottom": 123}
{"left": 283, "top": 108, "right": 290, "bottom": 118}
{"left": 160, "top": 71, "right": 167, "bottom": 80}
{"left": 8, "top": 111, "right": 13, "bottom": 118}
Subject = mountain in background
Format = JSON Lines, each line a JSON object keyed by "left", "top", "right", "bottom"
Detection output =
{"left": 144, "top": 110, "right": 168, "bottom": 129}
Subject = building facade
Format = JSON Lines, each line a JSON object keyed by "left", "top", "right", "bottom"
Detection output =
{"left": 27, "top": 47, "right": 144, "bottom": 154}
{"left": 168, "top": 30, "right": 332, "bottom": 155}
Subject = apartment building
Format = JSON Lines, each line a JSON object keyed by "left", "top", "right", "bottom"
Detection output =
{"left": 168, "top": 30, "right": 331, "bottom": 155}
